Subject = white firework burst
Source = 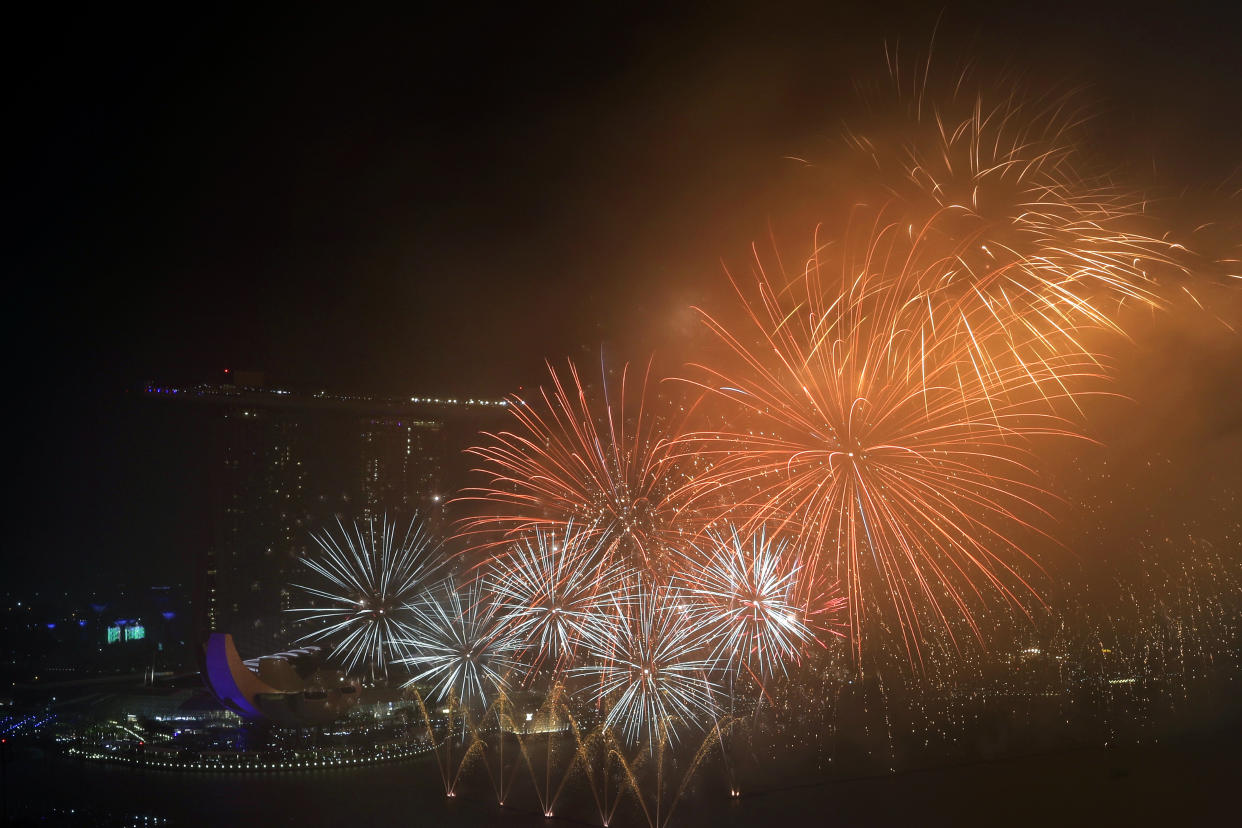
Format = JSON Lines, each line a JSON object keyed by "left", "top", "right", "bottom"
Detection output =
{"left": 288, "top": 515, "right": 441, "bottom": 679}
{"left": 399, "top": 578, "right": 520, "bottom": 707}
{"left": 488, "top": 522, "right": 629, "bottom": 673}
{"left": 680, "top": 526, "right": 814, "bottom": 678}
{"left": 572, "top": 577, "right": 720, "bottom": 745}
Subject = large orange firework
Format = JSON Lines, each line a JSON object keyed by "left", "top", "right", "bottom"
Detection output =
{"left": 456, "top": 359, "right": 695, "bottom": 575}
{"left": 673, "top": 213, "right": 1095, "bottom": 663}
{"left": 831, "top": 65, "right": 1183, "bottom": 403}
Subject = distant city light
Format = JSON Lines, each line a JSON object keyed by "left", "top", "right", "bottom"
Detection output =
{"left": 146, "top": 382, "right": 506, "bottom": 407}
{"left": 106, "top": 622, "right": 146, "bottom": 644}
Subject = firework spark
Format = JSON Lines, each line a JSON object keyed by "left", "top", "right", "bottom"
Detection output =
{"left": 572, "top": 577, "right": 721, "bottom": 745}
{"left": 400, "top": 578, "right": 520, "bottom": 707}
{"left": 674, "top": 217, "right": 1088, "bottom": 662}
{"left": 679, "top": 525, "right": 819, "bottom": 679}
{"left": 288, "top": 515, "right": 441, "bottom": 679}
{"left": 487, "top": 522, "right": 630, "bottom": 674}
{"left": 841, "top": 66, "right": 1179, "bottom": 352}
{"left": 458, "top": 358, "right": 691, "bottom": 574}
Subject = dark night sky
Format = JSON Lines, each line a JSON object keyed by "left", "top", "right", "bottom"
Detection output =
{"left": 6, "top": 2, "right": 1241, "bottom": 592}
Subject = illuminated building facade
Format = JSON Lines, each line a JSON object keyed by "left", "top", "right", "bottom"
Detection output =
{"left": 358, "top": 416, "right": 444, "bottom": 523}
{"left": 146, "top": 380, "right": 507, "bottom": 656}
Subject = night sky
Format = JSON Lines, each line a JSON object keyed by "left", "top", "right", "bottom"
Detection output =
{"left": 8, "top": 2, "right": 1242, "bottom": 592}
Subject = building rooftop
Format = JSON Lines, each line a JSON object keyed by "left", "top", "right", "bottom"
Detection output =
{"left": 143, "top": 382, "right": 512, "bottom": 417}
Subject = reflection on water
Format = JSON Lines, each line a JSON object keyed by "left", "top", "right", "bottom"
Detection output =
{"left": 6, "top": 751, "right": 544, "bottom": 828}
{"left": 7, "top": 724, "right": 1242, "bottom": 828}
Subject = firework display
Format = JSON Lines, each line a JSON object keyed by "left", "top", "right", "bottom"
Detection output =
{"left": 486, "top": 522, "right": 628, "bottom": 674}
{"left": 287, "top": 60, "right": 1225, "bottom": 732}
{"left": 837, "top": 70, "right": 1182, "bottom": 392}
{"left": 678, "top": 525, "right": 819, "bottom": 678}
{"left": 670, "top": 215, "right": 1087, "bottom": 661}
{"left": 392, "top": 523, "right": 831, "bottom": 740}
{"left": 270, "top": 48, "right": 1236, "bottom": 828}
{"left": 24, "top": 8, "right": 1242, "bottom": 828}
{"left": 456, "top": 359, "right": 690, "bottom": 574}
{"left": 398, "top": 577, "right": 521, "bottom": 707}
{"left": 571, "top": 576, "right": 722, "bottom": 745}
{"left": 287, "top": 515, "right": 441, "bottom": 679}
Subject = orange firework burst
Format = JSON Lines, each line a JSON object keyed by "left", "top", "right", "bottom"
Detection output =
{"left": 456, "top": 359, "right": 695, "bottom": 575}
{"left": 673, "top": 214, "right": 1096, "bottom": 663}
{"left": 832, "top": 63, "right": 1183, "bottom": 402}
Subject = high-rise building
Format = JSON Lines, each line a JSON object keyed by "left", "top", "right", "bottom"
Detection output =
{"left": 145, "top": 379, "right": 508, "bottom": 656}
{"left": 213, "top": 407, "right": 308, "bottom": 653}
{"left": 358, "top": 415, "right": 445, "bottom": 523}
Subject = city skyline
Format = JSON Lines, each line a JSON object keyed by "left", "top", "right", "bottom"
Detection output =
{"left": 11, "top": 4, "right": 1242, "bottom": 600}
{"left": 4, "top": 3, "right": 1241, "bottom": 826}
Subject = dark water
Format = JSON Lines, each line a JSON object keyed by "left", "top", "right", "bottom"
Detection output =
{"left": 5, "top": 731, "right": 1240, "bottom": 828}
